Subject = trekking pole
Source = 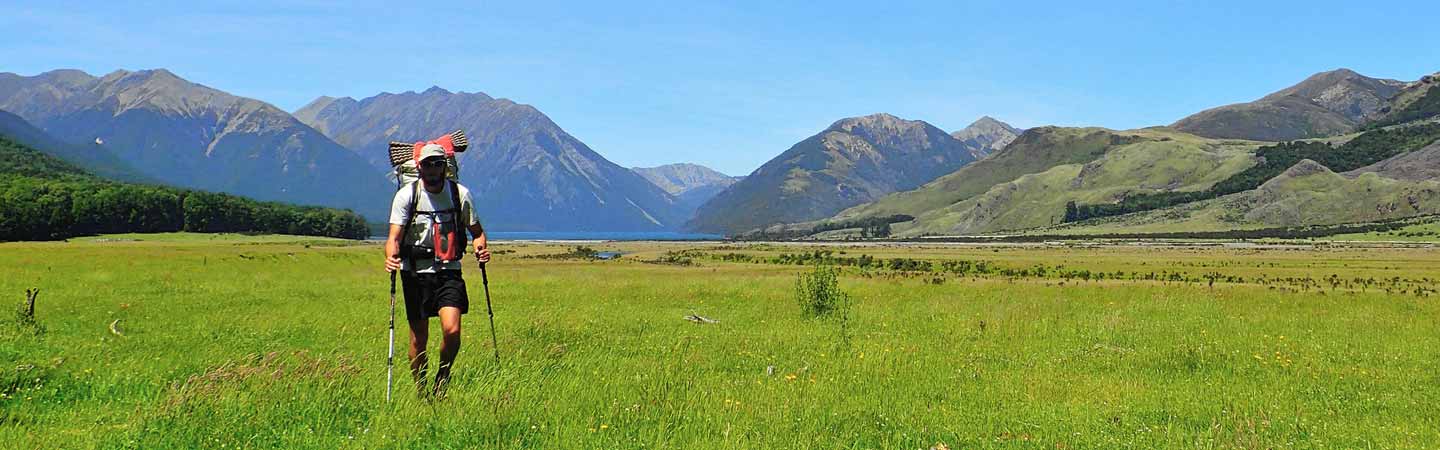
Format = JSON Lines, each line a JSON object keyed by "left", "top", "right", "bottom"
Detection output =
{"left": 386, "top": 172, "right": 402, "bottom": 403}
{"left": 480, "top": 262, "right": 500, "bottom": 364}
{"left": 387, "top": 270, "right": 396, "bottom": 402}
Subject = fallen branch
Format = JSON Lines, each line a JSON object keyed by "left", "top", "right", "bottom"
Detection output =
{"left": 683, "top": 312, "right": 718, "bottom": 324}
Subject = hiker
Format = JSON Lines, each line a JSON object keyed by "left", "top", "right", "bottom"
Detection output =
{"left": 384, "top": 142, "right": 490, "bottom": 398}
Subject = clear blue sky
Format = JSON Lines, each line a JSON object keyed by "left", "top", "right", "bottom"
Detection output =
{"left": 4, "top": 1, "right": 1437, "bottom": 176}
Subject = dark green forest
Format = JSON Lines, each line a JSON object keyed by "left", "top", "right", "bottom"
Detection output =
{"left": 1065, "top": 123, "right": 1440, "bottom": 222}
{"left": 738, "top": 214, "right": 915, "bottom": 240}
{"left": 0, "top": 135, "right": 368, "bottom": 241}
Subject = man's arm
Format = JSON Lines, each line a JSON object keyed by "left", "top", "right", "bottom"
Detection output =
{"left": 469, "top": 223, "right": 490, "bottom": 264}
{"left": 385, "top": 224, "right": 404, "bottom": 272}
{"left": 384, "top": 186, "right": 410, "bottom": 273}
{"left": 462, "top": 187, "right": 490, "bottom": 264}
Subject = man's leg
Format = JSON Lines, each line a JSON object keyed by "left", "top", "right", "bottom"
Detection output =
{"left": 434, "top": 306, "right": 462, "bottom": 396}
{"left": 407, "top": 317, "right": 430, "bottom": 396}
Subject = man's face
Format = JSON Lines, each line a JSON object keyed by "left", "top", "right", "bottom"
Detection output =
{"left": 419, "top": 157, "right": 446, "bottom": 186}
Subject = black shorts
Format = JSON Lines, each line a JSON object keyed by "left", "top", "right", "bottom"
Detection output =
{"left": 400, "top": 270, "right": 469, "bottom": 322}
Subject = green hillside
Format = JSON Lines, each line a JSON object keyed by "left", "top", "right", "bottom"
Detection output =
{"left": 1066, "top": 123, "right": 1440, "bottom": 222}
{"left": 1367, "top": 84, "right": 1440, "bottom": 129}
{"left": 1042, "top": 158, "right": 1440, "bottom": 236}
{"left": 891, "top": 129, "right": 1259, "bottom": 236}
{"left": 0, "top": 109, "right": 152, "bottom": 183}
{"left": 832, "top": 127, "right": 1149, "bottom": 222}
{"left": 0, "top": 135, "right": 368, "bottom": 241}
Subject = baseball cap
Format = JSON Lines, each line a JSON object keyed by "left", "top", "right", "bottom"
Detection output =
{"left": 418, "top": 143, "right": 447, "bottom": 162}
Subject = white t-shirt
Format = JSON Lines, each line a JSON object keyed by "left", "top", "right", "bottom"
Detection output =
{"left": 389, "top": 180, "right": 481, "bottom": 273}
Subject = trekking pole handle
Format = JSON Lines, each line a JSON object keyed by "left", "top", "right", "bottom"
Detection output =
{"left": 480, "top": 262, "right": 488, "bottom": 285}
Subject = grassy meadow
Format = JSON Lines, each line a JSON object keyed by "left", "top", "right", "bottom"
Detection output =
{"left": 2, "top": 234, "right": 1439, "bottom": 448}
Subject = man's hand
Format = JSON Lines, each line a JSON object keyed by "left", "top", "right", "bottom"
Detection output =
{"left": 475, "top": 242, "right": 491, "bottom": 264}
{"left": 385, "top": 223, "right": 405, "bottom": 273}
{"left": 469, "top": 223, "right": 489, "bottom": 266}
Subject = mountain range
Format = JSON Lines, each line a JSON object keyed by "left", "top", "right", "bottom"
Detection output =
{"left": 797, "top": 68, "right": 1440, "bottom": 239}
{"left": 293, "top": 87, "right": 687, "bottom": 231}
{"left": 3, "top": 65, "right": 1437, "bottom": 239}
{"left": 0, "top": 69, "right": 391, "bottom": 219}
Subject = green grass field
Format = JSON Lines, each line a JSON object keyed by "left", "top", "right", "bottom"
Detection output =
{"left": 3, "top": 234, "right": 1438, "bottom": 448}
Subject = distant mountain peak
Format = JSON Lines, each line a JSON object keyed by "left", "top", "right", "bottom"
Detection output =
{"left": 299, "top": 95, "right": 353, "bottom": 108}
{"left": 37, "top": 69, "right": 96, "bottom": 84}
{"left": 139, "top": 68, "right": 179, "bottom": 78}
{"left": 1263, "top": 68, "right": 1402, "bottom": 101}
{"left": 1173, "top": 68, "right": 1409, "bottom": 141}
{"left": 969, "top": 116, "right": 1014, "bottom": 129}
{"left": 690, "top": 112, "right": 980, "bottom": 234}
{"left": 828, "top": 112, "right": 924, "bottom": 132}
{"left": 293, "top": 96, "right": 360, "bottom": 133}
{"left": 632, "top": 163, "right": 738, "bottom": 195}
{"left": 959, "top": 116, "right": 1019, "bottom": 134}
{"left": 632, "top": 163, "right": 742, "bottom": 220}
{"left": 634, "top": 162, "right": 720, "bottom": 174}
{"left": 952, "top": 116, "right": 1022, "bottom": 157}
{"left": 76, "top": 68, "right": 301, "bottom": 120}
{"left": 369, "top": 86, "right": 496, "bottom": 103}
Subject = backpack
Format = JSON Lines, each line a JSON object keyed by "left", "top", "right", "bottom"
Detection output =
{"left": 389, "top": 130, "right": 470, "bottom": 267}
{"left": 388, "top": 130, "right": 468, "bottom": 185}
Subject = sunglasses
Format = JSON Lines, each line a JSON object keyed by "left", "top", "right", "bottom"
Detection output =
{"left": 420, "top": 159, "right": 447, "bottom": 169}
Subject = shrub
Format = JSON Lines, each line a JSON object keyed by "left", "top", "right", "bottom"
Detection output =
{"left": 795, "top": 264, "right": 848, "bottom": 318}
{"left": 794, "top": 264, "right": 855, "bottom": 347}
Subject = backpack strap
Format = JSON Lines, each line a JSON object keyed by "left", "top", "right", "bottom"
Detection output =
{"left": 399, "top": 181, "right": 420, "bottom": 270}
{"left": 449, "top": 179, "right": 467, "bottom": 260}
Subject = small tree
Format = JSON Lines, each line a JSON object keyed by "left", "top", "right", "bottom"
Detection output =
{"left": 1063, "top": 200, "right": 1080, "bottom": 223}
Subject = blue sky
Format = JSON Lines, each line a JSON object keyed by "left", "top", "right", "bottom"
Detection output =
{"left": 3, "top": 0, "right": 1437, "bottom": 176}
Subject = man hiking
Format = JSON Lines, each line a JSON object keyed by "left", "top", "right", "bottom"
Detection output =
{"left": 384, "top": 142, "right": 489, "bottom": 398}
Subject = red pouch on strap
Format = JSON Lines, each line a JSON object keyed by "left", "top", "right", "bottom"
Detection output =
{"left": 431, "top": 217, "right": 461, "bottom": 263}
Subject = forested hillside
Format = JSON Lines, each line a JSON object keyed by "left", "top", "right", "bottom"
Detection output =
{"left": 0, "top": 135, "right": 368, "bottom": 241}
